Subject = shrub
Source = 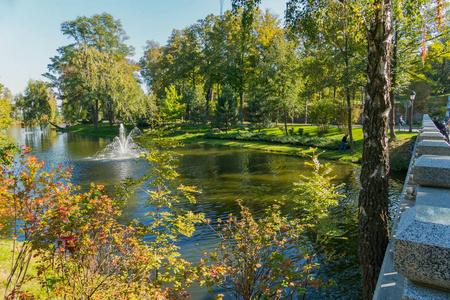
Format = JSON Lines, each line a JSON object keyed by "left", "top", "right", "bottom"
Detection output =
{"left": 205, "top": 201, "right": 330, "bottom": 299}
{"left": 203, "top": 132, "right": 341, "bottom": 150}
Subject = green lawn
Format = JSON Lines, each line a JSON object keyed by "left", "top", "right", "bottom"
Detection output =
{"left": 156, "top": 124, "right": 415, "bottom": 167}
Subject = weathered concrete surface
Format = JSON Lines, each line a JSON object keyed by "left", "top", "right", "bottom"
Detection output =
{"left": 414, "top": 155, "right": 450, "bottom": 188}
{"left": 416, "top": 187, "right": 450, "bottom": 209}
{"left": 416, "top": 140, "right": 450, "bottom": 157}
{"left": 418, "top": 132, "right": 445, "bottom": 142}
{"left": 403, "top": 280, "right": 450, "bottom": 300}
{"left": 394, "top": 206, "right": 450, "bottom": 291}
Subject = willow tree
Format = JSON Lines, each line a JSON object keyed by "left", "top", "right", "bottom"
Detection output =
{"left": 46, "top": 13, "right": 135, "bottom": 130}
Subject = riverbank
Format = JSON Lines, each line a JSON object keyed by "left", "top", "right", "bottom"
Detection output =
{"left": 62, "top": 123, "right": 417, "bottom": 171}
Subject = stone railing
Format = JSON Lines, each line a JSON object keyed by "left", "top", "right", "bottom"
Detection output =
{"left": 374, "top": 114, "right": 450, "bottom": 299}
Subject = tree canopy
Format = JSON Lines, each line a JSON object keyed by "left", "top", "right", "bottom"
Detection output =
{"left": 45, "top": 13, "right": 145, "bottom": 130}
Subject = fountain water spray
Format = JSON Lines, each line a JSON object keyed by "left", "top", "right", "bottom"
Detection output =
{"left": 93, "top": 124, "right": 145, "bottom": 160}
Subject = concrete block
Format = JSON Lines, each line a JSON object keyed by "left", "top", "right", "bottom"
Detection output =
{"left": 422, "top": 124, "right": 438, "bottom": 132}
{"left": 414, "top": 155, "right": 450, "bottom": 188}
{"left": 403, "top": 279, "right": 450, "bottom": 300}
{"left": 394, "top": 207, "right": 450, "bottom": 291}
{"left": 423, "top": 115, "right": 432, "bottom": 122}
{"left": 418, "top": 132, "right": 445, "bottom": 142}
{"left": 416, "top": 187, "right": 450, "bottom": 209}
{"left": 416, "top": 140, "right": 450, "bottom": 157}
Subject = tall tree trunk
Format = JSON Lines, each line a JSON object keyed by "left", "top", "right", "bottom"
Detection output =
{"left": 346, "top": 89, "right": 354, "bottom": 151}
{"left": 91, "top": 99, "right": 99, "bottom": 131}
{"left": 304, "top": 99, "right": 308, "bottom": 124}
{"left": 359, "top": 0, "right": 393, "bottom": 299}
{"left": 128, "top": 115, "right": 142, "bottom": 135}
{"left": 389, "top": 26, "right": 398, "bottom": 140}
{"left": 206, "top": 87, "right": 214, "bottom": 123}
{"left": 284, "top": 109, "right": 288, "bottom": 136}
{"left": 91, "top": 110, "right": 98, "bottom": 131}
{"left": 239, "top": 89, "right": 244, "bottom": 124}
{"left": 343, "top": 4, "right": 354, "bottom": 152}
{"left": 108, "top": 101, "right": 114, "bottom": 131}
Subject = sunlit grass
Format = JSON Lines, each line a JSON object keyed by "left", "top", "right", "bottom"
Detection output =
{"left": 0, "top": 239, "right": 45, "bottom": 298}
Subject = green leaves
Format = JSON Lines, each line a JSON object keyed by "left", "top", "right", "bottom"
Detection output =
{"left": 215, "top": 84, "right": 239, "bottom": 133}
{"left": 206, "top": 199, "right": 330, "bottom": 299}
{"left": 115, "top": 124, "right": 205, "bottom": 294}
{"left": 15, "top": 80, "right": 57, "bottom": 127}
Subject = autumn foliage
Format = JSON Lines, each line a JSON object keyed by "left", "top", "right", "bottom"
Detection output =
{"left": 0, "top": 147, "right": 196, "bottom": 299}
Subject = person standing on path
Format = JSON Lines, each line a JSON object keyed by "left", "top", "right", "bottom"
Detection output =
{"left": 339, "top": 134, "right": 348, "bottom": 151}
{"left": 398, "top": 115, "right": 405, "bottom": 131}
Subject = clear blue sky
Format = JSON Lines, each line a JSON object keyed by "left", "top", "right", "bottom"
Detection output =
{"left": 0, "top": 0, "right": 286, "bottom": 95}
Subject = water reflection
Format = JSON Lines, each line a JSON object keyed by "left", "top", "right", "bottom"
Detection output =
{"left": 5, "top": 126, "right": 405, "bottom": 299}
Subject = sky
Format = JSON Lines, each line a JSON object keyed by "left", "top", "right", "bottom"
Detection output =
{"left": 0, "top": 0, "right": 286, "bottom": 96}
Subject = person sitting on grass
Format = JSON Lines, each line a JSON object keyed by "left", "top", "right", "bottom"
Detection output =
{"left": 339, "top": 134, "right": 348, "bottom": 152}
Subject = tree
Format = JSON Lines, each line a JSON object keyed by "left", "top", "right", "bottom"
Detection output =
{"left": 285, "top": 0, "right": 367, "bottom": 150}
{"left": 184, "top": 86, "right": 207, "bottom": 131}
{"left": 0, "top": 84, "right": 12, "bottom": 130}
{"left": 0, "top": 83, "right": 17, "bottom": 165}
{"left": 160, "top": 86, "right": 185, "bottom": 122}
{"left": 262, "top": 36, "right": 302, "bottom": 135}
{"left": 422, "top": 32, "right": 450, "bottom": 94}
{"left": 46, "top": 13, "right": 135, "bottom": 130}
{"left": 308, "top": 98, "right": 336, "bottom": 133}
{"left": 215, "top": 85, "right": 239, "bottom": 133}
{"left": 198, "top": 14, "right": 227, "bottom": 122}
{"left": 15, "top": 80, "right": 57, "bottom": 128}
{"left": 247, "top": 87, "right": 272, "bottom": 131}
{"left": 140, "top": 40, "right": 165, "bottom": 99}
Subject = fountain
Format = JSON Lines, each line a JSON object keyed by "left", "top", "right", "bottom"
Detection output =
{"left": 93, "top": 124, "right": 145, "bottom": 160}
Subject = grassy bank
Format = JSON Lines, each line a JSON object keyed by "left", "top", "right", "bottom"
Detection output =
{"left": 60, "top": 123, "right": 417, "bottom": 170}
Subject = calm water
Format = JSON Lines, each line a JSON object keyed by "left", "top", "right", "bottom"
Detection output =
{"left": 6, "top": 126, "right": 405, "bottom": 299}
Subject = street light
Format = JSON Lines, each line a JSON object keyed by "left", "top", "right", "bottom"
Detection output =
{"left": 409, "top": 90, "right": 416, "bottom": 133}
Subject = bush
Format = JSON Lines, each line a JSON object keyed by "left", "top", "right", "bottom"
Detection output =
{"left": 203, "top": 132, "right": 341, "bottom": 150}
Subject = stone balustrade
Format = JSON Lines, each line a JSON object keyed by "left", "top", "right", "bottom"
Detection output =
{"left": 374, "top": 114, "right": 450, "bottom": 299}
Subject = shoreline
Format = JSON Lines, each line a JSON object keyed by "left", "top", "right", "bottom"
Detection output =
{"left": 60, "top": 123, "right": 416, "bottom": 171}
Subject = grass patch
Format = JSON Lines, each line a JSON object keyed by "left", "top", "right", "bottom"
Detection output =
{"left": 0, "top": 239, "right": 44, "bottom": 297}
{"left": 389, "top": 133, "right": 417, "bottom": 171}
{"left": 62, "top": 122, "right": 136, "bottom": 138}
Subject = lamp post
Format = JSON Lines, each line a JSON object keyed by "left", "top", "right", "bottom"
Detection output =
{"left": 409, "top": 90, "right": 416, "bottom": 133}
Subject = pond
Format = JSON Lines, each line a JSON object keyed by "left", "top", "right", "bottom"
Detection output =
{"left": 6, "top": 125, "right": 405, "bottom": 299}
